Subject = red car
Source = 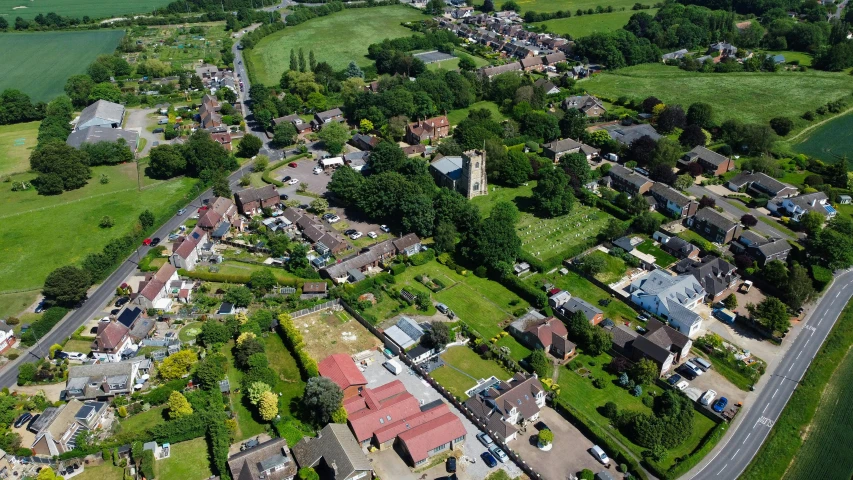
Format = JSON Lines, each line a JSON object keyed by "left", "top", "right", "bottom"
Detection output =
{"left": 288, "top": 162, "right": 298, "bottom": 168}
{"left": 142, "top": 238, "right": 152, "bottom": 246}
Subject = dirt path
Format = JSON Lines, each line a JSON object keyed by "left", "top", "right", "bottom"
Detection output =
{"left": 786, "top": 106, "right": 853, "bottom": 143}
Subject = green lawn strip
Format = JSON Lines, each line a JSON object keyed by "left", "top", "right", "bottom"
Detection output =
{"left": 178, "top": 322, "right": 204, "bottom": 343}
{"left": 742, "top": 298, "right": 853, "bottom": 480}
{"left": 221, "top": 341, "right": 266, "bottom": 440}
{"left": 447, "top": 100, "right": 506, "bottom": 125}
{"left": 476, "top": 0, "right": 640, "bottom": 13}
{"left": 72, "top": 463, "right": 125, "bottom": 480}
{"left": 635, "top": 240, "right": 677, "bottom": 267}
{"left": 0, "top": 0, "right": 172, "bottom": 20}
{"left": 691, "top": 347, "right": 761, "bottom": 391}
{"left": 470, "top": 182, "right": 536, "bottom": 218}
{"left": 517, "top": 204, "right": 613, "bottom": 268}
{"left": 119, "top": 405, "right": 167, "bottom": 434}
{"left": 527, "top": 270, "right": 638, "bottom": 322}
{"left": 431, "top": 365, "right": 478, "bottom": 400}
{"left": 725, "top": 199, "right": 750, "bottom": 213}
{"left": 0, "top": 291, "right": 39, "bottom": 321}
{"left": 264, "top": 333, "right": 308, "bottom": 419}
{"left": 0, "top": 121, "right": 39, "bottom": 177}
{"left": 758, "top": 216, "right": 798, "bottom": 238}
{"left": 154, "top": 437, "right": 213, "bottom": 480}
{"left": 62, "top": 339, "right": 93, "bottom": 354}
{"left": 496, "top": 335, "right": 532, "bottom": 362}
{"left": 532, "top": 9, "right": 658, "bottom": 37}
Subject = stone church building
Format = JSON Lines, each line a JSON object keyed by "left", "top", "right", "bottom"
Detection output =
{"left": 428, "top": 150, "right": 488, "bottom": 199}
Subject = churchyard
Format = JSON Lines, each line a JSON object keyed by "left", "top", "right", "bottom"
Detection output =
{"left": 517, "top": 204, "right": 613, "bottom": 267}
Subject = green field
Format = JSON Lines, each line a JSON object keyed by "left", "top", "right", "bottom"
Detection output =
{"left": 426, "top": 54, "right": 489, "bottom": 72}
{"left": 518, "top": 204, "right": 613, "bottom": 267}
{"left": 0, "top": 30, "right": 125, "bottom": 101}
{"left": 476, "top": 0, "right": 641, "bottom": 13}
{"left": 73, "top": 463, "right": 125, "bottom": 480}
{"left": 0, "top": 0, "right": 172, "bottom": 20}
{"left": 0, "top": 162, "right": 197, "bottom": 317}
{"left": 247, "top": 6, "right": 426, "bottom": 85}
{"left": 0, "top": 121, "right": 39, "bottom": 177}
{"left": 794, "top": 111, "right": 853, "bottom": 167}
{"left": 586, "top": 250, "right": 627, "bottom": 284}
{"left": 635, "top": 238, "right": 677, "bottom": 267}
{"left": 533, "top": 9, "right": 657, "bottom": 37}
{"left": 583, "top": 64, "right": 853, "bottom": 126}
{"left": 447, "top": 100, "right": 506, "bottom": 126}
{"left": 155, "top": 438, "right": 213, "bottom": 480}
{"left": 124, "top": 23, "right": 234, "bottom": 71}
{"left": 431, "top": 346, "right": 512, "bottom": 399}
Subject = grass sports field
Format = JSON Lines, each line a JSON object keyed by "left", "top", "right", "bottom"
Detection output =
{"left": 0, "top": 121, "right": 38, "bottom": 177}
{"left": 532, "top": 9, "right": 657, "bottom": 37}
{"left": 247, "top": 6, "right": 426, "bottom": 85}
{"left": 794, "top": 111, "right": 853, "bottom": 168}
{"left": 0, "top": 30, "right": 124, "bottom": 101}
{"left": 583, "top": 64, "right": 852, "bottom": 126}
{"left": 0, "top": 162, "right": 196, "bottom": 317}
{"left": 0, "top": 0, "right": 172, "bottom": 20}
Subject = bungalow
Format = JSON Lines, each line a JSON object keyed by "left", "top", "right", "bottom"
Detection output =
{"left": 542, "top": 138, "right": 599, "bottom": 163}
{"left": 170, "top": 226, "right": 209, "bottom": 271}
{"left": 649, "top": 183, "right": 698, "bottom": 218}
{"left": 395, "top": 403, "right": 467, "bottom": 467}
{"left": 479, "top": 62, "right": 522, "bottom": 78}
{"left": 561, "top": 95, "right": 606, "bottom": 117}
{"left": 227, "top": 437, "right": 298, "bottom": 480}
{"left": 727, "top": 171, "right": 798, "bottom": 199}
{"left": 464, "top": 373, "right": 546, "bottom": 443}
{"left": 770, "top": 191, "right": 836, "bottom": 221}
{"left": 311, "top": 108, "right": 344, "bottom": 130}
{"left": 533, "top": 77, "right": 560, "bottom": 95}
{"left": 628, "top": 269, "right": 704, "bottom": 337}
{"left": 681, "top": 146, "right": 735, "bottom": 176}
{"left": 675, "top": 256, "right": 739, "bottom": 303}
{"left": 662, "top": 49, "right": 688, "bottom": 62}
{"left": 301, "top": 282, "right": 328, "bottom": 298}
{"left": 603, "top": 124, "right": 661, "bottom": 146}
{"left": 392, "top": 233, "right": 422, "bottom": 257}
{"left": 318, "top": 354, "right": 367, "bottom": 400}
{"left": 31, "top": 400, "right": 108, "bottom": 457}
{"left": 135, "top": 263, "right": 179, "bottom": 310}
{"left": 402, "top": 144, "right": 426, "bottom": 157}
{"left": 65, "top": 357, "right": 152, "bottom": 400}
{"left": 607, "top": 164, "right": 654, "bottom": 197}
{"left": 688, "top": 208, "right": 741, "bottom": 244}
{"left": 292, "top": 424, "right": 373, "bottom": 480}
{"left": 405, "top": 116, "right": 450, "bottom": 144}
{"left": 273, "top": 114, "right": 312, "bottom": 134}
{"left": 234, "top": 184, "right": 279, "bottom": 216}
{"left": 351, "top": 133, "right": 380, "bottom": 151}
{"left": 509, "top": 312, "right": 575, "bottom": 360}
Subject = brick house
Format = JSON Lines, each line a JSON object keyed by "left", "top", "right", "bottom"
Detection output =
{"left": 464, "top": 373, "right": 546, "bottom": 443}
{"left": 542, "top": 138, "right": 600, "bottom": 163}
{"left": 681, "top": 146, "right": 735, "bottom": 176}
{"left": 234, "top": 184, "right": 279, "bottom": 216}
{"left": 405, "top": 116, "right": 450, "bottom": 144}
{"left": 688, "top": 208, "right": 742, "bottom": 244}
{"left": 561, "top": 95, "right": 606, "bottom": 117}
{"left": 675, "top": 255, "right": 740, "bottom": 303}
{"left": 607, "top": 165, "right": 653, "bottom": 197}
{"left": 318, "top": 354, "right": 367, "bottom": 400}
{"left": 649, "top": 183, "right": 698, "bottom": 218}
{"left": 509, "top": 313, "right": 575, "bottom": 361}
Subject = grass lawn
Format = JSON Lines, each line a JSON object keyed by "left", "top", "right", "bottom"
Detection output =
{"left": 154, "top": 438, "right": 213, "bottom": 480}
{"left": 635, "top": 238, "right": 677, "bottom": 267}
{"left": 765, "top": 50, "right": 813, "bottom": 67}
{"left": 532, "top": 9, "right": 657, "bottom": 37}
{"left": 471, "top": 182, "right": 536, "bottom": 218}
{"left": 62, "top": 339, "right": 93, "bottom": 354}
{"left": 209, "top": 260, "right": 307, "bottom": 285}
{"left": 73, "top": 463, "right": 125, "bottom": 480}
{"left": 0, "top": 291, "right": 38, "bottom": 321}
{"left": 758, "top": 216, "right": 798, "bottom": 238}
{"left": 221, "top": 340, "right": 267, "bottom": 440}
{"left": 526, "top": 270, "right": 638, "bottom": 322}
{"left": 475, "top": 0, "right": 641, "bottom": 13}
{"left": 432, "top": 346, "right": 512, "bottom": 399}
{"left": 0, "top": 121, "right": 39, "bottom": 177}
{"left": 0, "top": 30, "right": 125, "bottom": 101}
{"left": 124, "top": 22, "right": 233, "bottom": 71}
{"left": 586, "top": 250, "right": 627, "bottom": 285}
{"left": 265, "top": 333, "right": 312, "bottom": 436}
{"left": 518, "top": 204, "right": 613, "bottom": 267}
{"left": 0, "top": 0, "right": 172, "bottom": 20}
{"left": 178, "top": 322, "right": 204, "bottom": 343}
{"left": 118, "top": 405, "right": 167, "bottom": 434}
{"left": 793, "top": 111, "right": 853, "bottom": 168}
{"left": 447, "top": 100, "right": 506, "bottom": 125}
{"left": 247, "top": 6, "right": 427, "bottom": 84}
{"left": 497, "top": 334, "right": 532, "bottom": 362}
{"left": 426, "top": 54, "right": 489, "bottom": 72}
{"left": 583, "top": 64, "right": 853, "bottom": 129}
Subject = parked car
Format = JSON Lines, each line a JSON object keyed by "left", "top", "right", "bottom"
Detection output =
{"left": 110, "top": 309, "right": 120, "bottom": 316}
{"left": 287, "top": 178, "right": 299, "bottom": 185}
{"left": 380, "top": 224, "right": 390, "bottom": 233}
{"left": 177, "top": 208, "right": 186, "bottom": 216}
{"left": 476, "top": 432, "right": 493, "bottom": 447}
{"left": 322, "top": 213, "right": 335, "bottom": 220}
{"left": 436, "top": 303, "right": 449, "bottom": 314}
{"left": 667, "top": 374, "right": 682, "bottom": 386}
{"left": 326, "top": 215, "right": 340, "bottom": 224}
{"left": 675, "top": 380, "right": 689, "bottom": 391}
{"left": 350, "top": 232, "right": 362, "bottom": 240}
{"left": 142, "top": 238, "right": 152, "bottom": 246}
{"left": 685, "top": 361, "right": 704, "bottom": 376}
{"left": 590, "top": 445, "right": 610, "bottom": 465}
{"left": 713, "top": 397, "right": 728, "bottom": 413}
{"left": 282, "top": 176, "right": 292, "bottom": 182}
{"left": 313, "top": 167, "right": 323, "bottom": 174}
{"left": 693, "top": 357, "right": 712, "bottom": 371}
{"left": 636, "top": 325, "right": 647, "bottom": 334}
{"left": 288, "top": 162, "right": 298, "bottom": 168}
{"left": 700, "top": 390, "right": 717, "bottom": 406}
{"left": 279, "top": 194, "right": 289, "bottom": 200}
{"left": 366, "top": 231, "right": 377, "bottom": 239}
{"left": 152, "top": 141, "right": 159, "bottom": 147}
{"left": 677, "top": 365, "right": 697, "bottom": 380}
{"left": 446, "top": 457, "right": 456, "bottom": 473}
{"left": 480, "top": 452, "right": 498, "bottom": 468}
{"left": 344, "top": 229, "right": 356, "bottom": 236}
{"left": 149, "top": 237, "right": 161, "bottom": 247}
{"left": 637, "top": 314, "right": 648, "bottom": 322}
{"left": 115, "top": 297, "right": 130, "bottom": 307}
{"left": 34, "top": 301, "right": 46, "bottom": 313}
{"left": 489, "top": 445, "right": 508, "bottom": 463}
{"left": 14, "top": 413, "right": 32, "bottom": 429}
{"left": 54, "top": 351, "right": 69, "bottom": 360}
{"left": 67, "top": 352, "right": 88, "bottom": 361}
{"left": 152, "top": 128, "right": 164, "bottom": 134}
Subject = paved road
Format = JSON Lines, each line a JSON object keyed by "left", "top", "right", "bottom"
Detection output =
{"left": 0, "top": 168, "right": 251, "bottom": 389}
{"left": 687, "top": 269, "right": 853, "bottom": 480}
{"left": 687, "top": 184, "right": 799, "bottom": 241}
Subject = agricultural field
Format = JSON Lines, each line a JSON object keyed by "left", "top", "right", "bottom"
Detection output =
{"left": 0, "top": 30, "right": 125, "bottom": 101}
{"left": 247, "top": 6, "right": 426, "bottom": 85}
{"left": 0, "top": 121, "right": 39, "bottom": 177}
{"left": 447, "top": 100, "right": 506, "bottom": 126}
{"left": 431, "top": 345, "right": 513, "bottom": 399}
{"left": 474, "top": 0, "right": 641, "bottom": 13}
{"left": 0, "top": 0, "right": 172, "bottom": 20}
{"left": 123, "top": 23, "right": 234, "bottom": 72}
{"left": 532, "top": 9, "right": 657, "bottom": 37}
{"left": 517, "top": 204, "right": 613, "bottom": 267}
{"left": 292, "top": 308, "right": 382, "bottom": 360}
{"left": 0, "top": 162, "right": 197, "bottom": 317}
{"left": 583, "top": 64, "right": 853, "bottom": 127}
{"left": 793, "top": 111, "right": 853, "bottom": 168}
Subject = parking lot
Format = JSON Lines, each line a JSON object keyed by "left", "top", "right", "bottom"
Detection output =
{"left": 667, "top": 360, "right": 745, "bottom": 415}
{"left": 361, "top": 351, "right": 523, "bottom": 480}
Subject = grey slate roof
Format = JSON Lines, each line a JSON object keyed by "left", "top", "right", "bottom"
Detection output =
{"left": 66, "top": 126, "right": 138, "bottom": 151}
{"left": 608, "top": 164, "right": 653, "bottom": 189}
{"left": 675, "top": 255, "right": 738, "bottom": 298}
{"left": 560, "top": 297, "right": 602, "bottom": 322}
{"left": 727, "top": 171, "right": 794, "bottom": 196}
{"left": 684, "top": 146, "right": 729, "bottom": 168}
{"left": 77, "top": 100, "right": 125, "bottom": 129}
{"left": 650, "top": 183, "right": 693, "bottom": 208}
{"left": 292, "top": 424, "right": 372, "bottom": 480}
{"left": 430, "top": 156, "right": 464, "bottom": 180}
{"left": 694, "top": 207, "right": 738, "bottom": 231}
{"left": 604, "top": 124, "right": 661, "bottom": 145}
{"left": 756, "top": 238, "right": 792, "bottom": 257}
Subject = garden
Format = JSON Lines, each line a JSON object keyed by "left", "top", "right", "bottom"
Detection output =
{"left": 634, "top": 238, "right": 677, "bottom": 267}
{"left": 525, "top": 270, "right": 638, "bottom": 323}
{"left": 430, "top": 345, "right": 514, "bottom": 400}
{"left": 693, "top": 334, "right": 766, "bottom": 391}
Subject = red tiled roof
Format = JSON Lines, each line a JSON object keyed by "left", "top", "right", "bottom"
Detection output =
{"left": 373, "top": 402, "right": 452, "bottom": 444}
{"left": 95, "top": 322, "right": 129, "bottom": 350}
{"left": 139, "top": 278, "right": 165, "bottom": 301}
{"left": 198, "top": 209, "right": 222, "bottom": 229}
{"left": 344, "top": 381, "right": 421, "bottom": 443}
{"left": 178, "top": 289, "right": 190, "bottom": 299}
{"left": 174, "top": 237, "right": 196, "bottom": 259}
{"left": 397, "top": 410, "right": 467, "bottom": 464}
{"left": 525, "top": 317, "right": 567, "bottom": 349}
{"left": 318, "top": 354, "right": 367, "bottom": 391}
{"left": 153, "top": 263, "right": 177, "bottom": 284}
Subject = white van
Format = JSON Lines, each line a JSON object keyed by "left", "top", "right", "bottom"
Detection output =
{"left": 590, "top": 445, "right": 610, "bottom": 465}
{"left": 383, "top": 360, "right": 402, "bottom": 375}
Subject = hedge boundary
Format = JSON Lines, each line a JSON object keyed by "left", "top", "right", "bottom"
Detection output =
{"left": 261, "top": 153, "right": 312, "bottom": 187}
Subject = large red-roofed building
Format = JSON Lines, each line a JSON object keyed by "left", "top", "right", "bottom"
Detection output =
{"left": 318, "top": 354, "right": 368, "bottom": 400}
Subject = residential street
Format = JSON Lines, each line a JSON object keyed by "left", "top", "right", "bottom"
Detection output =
{"left": 687, "top": 269, "right": 853, "bottom": 480}
{"left": 687, "top": 184, "right": 800, "bottom": 241}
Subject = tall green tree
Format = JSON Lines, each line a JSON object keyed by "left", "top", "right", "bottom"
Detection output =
{"left": 290, "top": 49, "right": 298, "bottom": 71}
{"left": 532, "top": 167, "right": 575, "bottom": 217}
{"left": 303, "top": 377, "right": 344, "bottom": 425}
{"left": 43, "top": 265, "right": 92, "bottom": 305}
{"left": 298, "top": 48, "right": 306, "bottom": 72}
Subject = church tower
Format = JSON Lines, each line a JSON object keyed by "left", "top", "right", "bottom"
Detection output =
{"left": 461, "top": 149, "right": 487, "bottom": 199}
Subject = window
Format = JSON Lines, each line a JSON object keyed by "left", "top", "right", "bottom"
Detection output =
{"left": 453, "top": 435, "right": 466, "bottom": 443}
{"left": 430, "top": 443, "right": 448, "bottom": 454}
{"left": 473, "top": 182, "right": 480, "bottom": 191}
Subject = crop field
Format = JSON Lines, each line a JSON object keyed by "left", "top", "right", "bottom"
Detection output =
{"left": 123, "top": 23, "right": 233, "bottom": 71}
{"left": 518, "top": 204, "right": 612, "bottom": 266}
{"left": 247, "top": 6, "right": 426, "bottom": 85}
{"left": 0, "top": 0, "right": 172, "bottom": 20}
{"left": 583, "top": 64, "right": 853, "bottom": 127}
{"left": 0, "top": 30, "right": 124, "bottom": 101}
{"left": 782, "top": 349, "right": 853, "bottom": 480}
{"left": 0, "top": 121, "right": 38, "bottom": 177}
{"left": 474, "top": 0, "right": 641, "bottom": 13}
{"left": 0, "top": 162, "right": 196, "bottom": 317}
{"left": 794, "top": 112, "right": 853, "bottom": 168}
{"left": 532, "top": 9, "right": 657, "bottom": 37}
{"left": 292, "top": 308, "right": 382, "bottom": 360}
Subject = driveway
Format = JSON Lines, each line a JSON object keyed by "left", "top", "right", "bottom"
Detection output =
{"left": 511, "top": 407, "right": 605, "bottom": 480}
{"left": 125, "top": 108, "right": 159, "bottom": 156}
{"left": 668, "top": 364, "right": 745, "bottom": 413}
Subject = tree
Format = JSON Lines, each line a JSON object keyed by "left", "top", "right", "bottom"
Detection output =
{"left": 195, "top": 353, "right": 228, "bottom": 390}
{"left": 769, "top": 117, "right": 794, "bottom": 136}
{"left": 748, "top": 296, "right": 790, "bottom": 334}
{"left": 327, "top": 166, "right": 364, "bottom": 206}
{"left": 224, "top": 286, "right": 253, "bottom": 308}
{"left": 254, "top": 155, "right": 269, "bottom": 173}
{"left": 249, "top": 269, "right": 277, "bottom": 294}
{"left": 248, "top": 382, "right": 272, "bottom": 405}
{"left": 401, "top": 194, "right": 435, "bottom": 237}
{"left": 559, "top": 108, "right": 587, "bottom": 140}
{"left": 309, "top": 198, "right": 329, "bottom": 215}
{"left": 632, "top": 211, "right": 661, "bottom": 234}
{"left": 482, "top": 0, "right": 495, "bottom": 11}
{"left": 641, "top": 96, "right": 663, "bottom": 113}
{"left": 317, "top": 122, "right": 349, "bottom": 155}
{"left": 533, "top": 167, "right": 575, "bottom": 217}
{"left": 560, "top": 152, "right": 591, "bottom": 185}
{"left": 674, "top": 174, "right": 693, "bottom": 190}
{"left": 628, "top": 135, "right": 657, "bottom": 166}
{"left": 529, "top": 349, "right": 553, "bottom": 378}
{"left": 290, "top": 49, "right": 298, "bottom": 71}
{"left": 458, "top": 55, "right": 476, "bottom": 71}
{"left": 298, "top": 48, "right": 306, "bottom": 72}
{"left": 298, "top": 467, "right": 321, "bottom": 480}
{"left": 465, "top": 212, "right": 521, "bottom": 272}
{"left": 630, "top": 358, "right": 659, "bottom": 385}
{"left": 159, "top": 350, "right": 198, "bottom": 380}
{"left": 288, "top": 243, "right": 310, "bottom": 272}
{"left": 657, "top": 105, "right": 686, "bottom": 133}
{"left": 238, "top": 133, "right": 262, "bottom": 158}
{"left": 601, "top": 218, "right": 627, "bottom": 240}
{"left": 579, "top": 253, "right": 607, "bottom": 275}
{"left": 686, "top": 102, "right": 713, "bottom": 129}
{"left": 167, "top": 391, "right": 193, "bottom": 419}
{"left": 303, "top": 377, "right": 344, "bottom": 424}
{"left": 651, "top": 138, "right": 682, "bottom": 169}
{"left": 433, "top": 221, "right": 457, "bottom": 253}
{"left": 538, "top": 429, "right": 554, "bottom": 447}
{"left": 423, "top": 322, "right": 451, "bottom": 349}
{"left": 501, "top": 150, "right": 533, "bottom": 187}
{"left": 679, "top": 124, "right": 706, "bottom": 148}
{"left": 43, "top": 265, "right": 91, "bottom": 305}
{"left": 259, "top": 391, "right": 279, "bottom": 421}
{"left": 147, "top": 144, "right": 186, "bottom": 179}
{"left": 586, "top": 327, "right": 612, "bottom": 356}
{"left": 272, "top": 122, "right": 298, "bottom": 148}
{"left": 426, "top": 0, "right": 445, "bottom": 14}
{"left": 784, "top": 263, "right": 815, "bottom": 310}
{"left": 698, "top": 195, "right": 715, "bottom": 209}
{"left": 345, "top": 61, "right": 364, "bottom": 79}
{"left": 17, "top": 362, "right": 36, "bottom": 385}
{"left": 99, "top": 216, "right": 114, "bottom": 228}
{"left": 309, "top": 50, "right": 317, "bottom": 71}
{"left": 763, "top": 260, "right": 789, "bottom": 285}
{"left": 799, "top": 211, "right": 824, "bottom": 235}
{"left": 36, "top": 467, "right": 63, "bottom": 480}
{"left": 740, "top": 214, "right": 758, "bottom": 227}
{"left": 64, "top": 74, "right": 94, "bottom": 107}
{"left": 139, "top": 209, "right": 155, "bottom": 229}
{"left": 88, "top": 82, "right": 122, "bottom": 103}
{"left": 723, "top": 293, "right": 738, "bottom": 310}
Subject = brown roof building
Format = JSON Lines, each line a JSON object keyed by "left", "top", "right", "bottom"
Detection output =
{"left": 318, "top": 354, "right": 367, "bottom": 400}
{"left": 227, "top": 437, "right": 298, "bottom": 480}
{"left": 234, "top": 185, "right": 279, "bottom": 216}
{"left": 464, "top": 373, "right": 546, "bottom": 443}
{"left": 343, "top": 380, "right": 421, "bottom": 445}
{"left": 509, "top": 314, "right": 574, "bottom": 360}
{"left": 405, "top": 116, "right": 450, "bottom": 145}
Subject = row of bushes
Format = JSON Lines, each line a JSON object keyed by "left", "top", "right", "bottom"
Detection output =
{"left": 260, "top": 153, "right": 311, "bottom": 187}
{"left": 178, "top": 268, "right": 301, "bottom": 287}
{"left": 664, "top": 421, "right": 728, "bottom": 479}
{"left": 20, "top": 307, "right": 69, "bottom": 346}
{"left": 277, "top": 313, "right": 320, "bottom": 378}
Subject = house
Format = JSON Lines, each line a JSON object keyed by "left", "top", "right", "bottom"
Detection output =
{"left": 394, "top": 403, "right": 467, "bottom": 467}
{"left": 302, "top": 282, "right": 328, "bottom": 298}
{"left": 384, "top": 316, "right": 425, "bottom": 349}
{"left": 548, "top": 290, "right": 571, "bottom": 310}
{"left": 681, "top": 146, "right": 735, "bottom": 176}
{"left": 405, "top": 116, "right": 450, "bottom": 144}
{"left": 839, "top": 195, "right": 851, "bottom": 204}
{"left": 31, "top": 400, "right": 108, "bottom": 457}
{"left": 273, "top": 114, "right": 312, "bottom": 134}
{"left": 708, "top": 41, "right": 737, "bottom": 58}
{"left": 770, "top": 191, "right": 836, "bottom": 221}
{"left": 135, "top": 263, "right": 179, "bottom": 310}
{"left": 351, "top": 133, "right": 380, "bottom": 151}
{"left": 211, "top": 131, "right": 232, "bottom": 151}
{"left": 429, "top": 150, "right": 487, "bottom": 199}
{"left": 654, "top": 232, "right": 700, "bottom": 260}
{"left": 318, "top": 354, "right": 367, "bottom": 400}
{"left": 170, "top": 226, "right": 209, "bottom": 270}
{"left": 66, "top": 126, "right": 139, "bottom": 153}
{"left": 542, "top": 138, "right": 600, "bottom": 163}
{"left": 629, "top": 269, "right": 705, "bottom": 337}
{"left": 520, "top": 56, "right": 544, "bottom": 71}
{"left": 116, "top": 306, "right": 143, "bottom": 329}
{"left": 633, "top": 319, "right": 692, "bottom": 375}
{"left": 76, "top": 100, "right": 125, "bottom": 130}
{"left": 509, "top": 314, "right": 575, "bottom": 360}
{"left": 561, "top": 95, "right": 606, "bottom": 117}
{"left": 320, "top": 239, "right": 396, "bottom": 284}
{"left": 649, "top": 183, "right": 698, "bottom": 218}
{"left": 662, "top": 49, "right": 688, "bottom": 61}
{"left": 557, "top": 297, "right": 604, "bottom": 325}
{"left": 234, "top": 185, "right": 280, "bottom": 216}
{"left": 479, "top": 62, "right": 522, "bottom": 78}
{"left": 543, "top": 51, "right": 566, "bottom": 65}
{"left": 607, "top": 165, "right": 654, "bottom": 197}
{"left": 402, "top": 144, "right": 426, "bottom": 157}
{"left": 292, "top": 424, "right": 373, "bottom": 480}
{"left": 227, "top": 437, "right": 298, "bottom": 480}
{"left": 612, "top": 236, "right": 658, "bottom": 269}
{"left": 675, "top": 256, "right": 739, "bottom": 303}
{"left": 533, "top": 77, "right": 560, "bottom": 95}
{"left": 727, "top": 171, "right": 798, "bottom": 199}
{"left": 603, "top": 124, "right": 661, "bottom": 146}
{"left": 688, "top": 208, "right": 741, "bottom": 244}
{"left": 199, "top": 95, "right": 223, "bottom": 131}
{"left": 91, "top": 320, "right": 134, "bottom": 362}
{"left": 311, "top": 108, "right": 344, "bottom": 130}
{"left": 65, "top": 358, "right": 151, "bottom": 400}
{"left": 464, "top": 373, "right": 546, "bottom": 443}
{"left": 733, "top": 231, "right": 792, "bottom": 267}
{"left": 0, "top": 321, "right": 15, "bottom": 354}
{"left": 392, "top": 233, "right": 422, "bottom": 257}
{"left": 343, "top": 380, "right": 422, "bottom": 445}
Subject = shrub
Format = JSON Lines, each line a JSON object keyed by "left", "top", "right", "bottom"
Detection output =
{"left": 474, "top": 265, "right": 488, "bottom": 277}
{"left": 389, "top": 263, "right": 407, "bottom": 276}
{"left": 602, "top": 401, "right": 619, "bottom": 419}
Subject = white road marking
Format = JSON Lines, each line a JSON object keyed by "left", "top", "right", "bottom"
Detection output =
{"left": 731, "top": 448, "right": 741, "bottom": 460}
{"left": 788, "top": 363, "right": 794, "bottom": 372}
{"left": 763, "top": 403, "right": 770, "bottom": 413}
{"left": 797, "top": 351, "right": 802, "bottom": 359}
{"left": 772, "top": 388, "right": 779, "bottom": 399}
{"left": 717, "top": 464, "right": 728, "bottom": 476}
{"left": 743, "top": 432, "right": 752, "bottom": 444}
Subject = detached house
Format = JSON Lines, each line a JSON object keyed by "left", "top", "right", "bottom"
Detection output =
{"left": 533, "top": 77, "right": 560, "bottom": 95}
{"left": 557, "top": 297, "right": 604, "bottom": 325}
{"left": 65, "top": 358, "right": 151, "bottom": 400}
{"left": 654, "top": 232, "right": 700, "bottom": 260}
{"left": 675, "top": 256, "right": 739, "bottom": 303}
{"left": 733, "top": 231, "right": 792, "bottom": 267}
{"left": 681, "top": 146, "right": 734, "bottom": 176}
{"left": 542, "top": 138, "right": 599, "bottom": 163}
{"left": 292, "top": 424, "right": 373, "bottom": 480}
{"left": 604, "top": 123, "right": 661, "bottom": 146}
{"left": 607, "top": 165, "right": 653, "bottom": 197}
{"left": 392, "top": 233, "right": 422, "bottom": 257}
{"left": 135, "top": 263, "right": 179, "bottom": 310}
{"left": 727, "top": 171, "right": 798, "bottom": 199}
{"left": 31, "top": 400, "right": 108, "bottom": 457}
{"left": 688, "top": 208, "right": 741, "bottom": 244}
{"left": 234, "top": 185, "right": 279, "bottom": 216}
{"left": 318, "top": 354, "right": 367, "bottom": 400}
{"left": 311, "top": 108, "right": 344, "bottom": 130}
{"left": 405, "top": 116, "right": 450, "bottom": 144}
{"left": 649, "top": 183, "right": 698, "bottom": 218}
{"left": 561, "top": 95, "right": 606, "bottom": 117}
{"left": 628, "top": 269, "right": 705, "bottom": 337}
{"left": 770, "top": 191, "right": 836, "bottom": 221}
{"left": 607, "top": 319, "right": 692, "bottom": 376}
{"left": 91, "top": 320, "right": 134, "bottom": 362}
{"left": 509, "top": 312, "right": 575, "bottom": 361}
{"left": 227, "top": 437, "right": 298, "bottom": 480}
{"left": 464, "top": 373, "right": 546, "bottom": 443}
{"left": 170, "top": 226, "right": 209, "bottom": 271}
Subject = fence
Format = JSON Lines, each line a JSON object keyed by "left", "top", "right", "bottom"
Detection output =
{"left": 290, "top": 299, "right": 343, "bottom": 319}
